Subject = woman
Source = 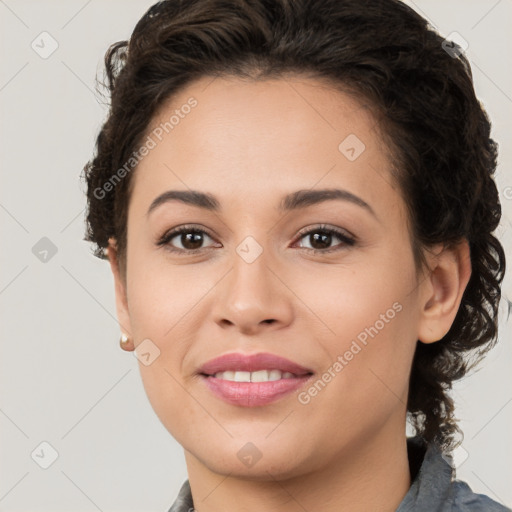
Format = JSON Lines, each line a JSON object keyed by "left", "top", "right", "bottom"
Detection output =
{"left": 83, "top": 0, "right": 510, "bottom": 510}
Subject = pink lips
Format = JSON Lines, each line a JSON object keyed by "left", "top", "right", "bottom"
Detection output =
{"left": 197, "top": 352, "right": 315, "bottom": 407}
{"left": 198, "top": 352, "right": 313, "bottom": 376}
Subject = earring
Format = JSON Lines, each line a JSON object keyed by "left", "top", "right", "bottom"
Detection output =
{"left": 120, "top": 332, "right": 134, "bottom": 351}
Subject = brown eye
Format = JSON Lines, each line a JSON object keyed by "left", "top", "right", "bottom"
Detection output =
{"left": 175, "top": 230, "right": 206, "bottom": 250}
{"left": 157, "top": 225, "right": 218, "bottom": 253}
{"left": 295, "top": 225, "right": 356, "bottom": 253}
{"left": 156, "top": 223, "right": 355, "bottom": 255}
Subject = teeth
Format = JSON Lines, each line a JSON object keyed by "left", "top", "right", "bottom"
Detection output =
{"left": 251, "top": 370, "right": 271, "bottom": 382}
{"left": 212, "top": 370, "right": 296, "bottom": 382}
{"left": 233, "top": 371, "right": 251, "bottom": 382}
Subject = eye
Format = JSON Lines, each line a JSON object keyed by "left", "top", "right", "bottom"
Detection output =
{"left": 156, "top": 225, "right": 219, "bottom": 254}
{"left": 156, "top": 223, "right": 356, "bottom": 255}
{"left": 293, "top": 224, "right": 356, "bottom": 253}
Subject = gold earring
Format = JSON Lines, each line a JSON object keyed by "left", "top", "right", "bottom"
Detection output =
{"left": 120, "top": 332, "right": 134, "bottom": 351}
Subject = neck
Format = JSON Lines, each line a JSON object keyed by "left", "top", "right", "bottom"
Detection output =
{"left": 183, "top": 424, "right": 412, "bottom": 512}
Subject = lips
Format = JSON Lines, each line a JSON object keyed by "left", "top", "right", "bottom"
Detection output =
{"left": 197, "top": 352, "right": 314, "bottom": 377}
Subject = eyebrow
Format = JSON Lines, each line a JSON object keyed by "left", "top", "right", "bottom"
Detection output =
{"left": 147, "top": 188, "right": 377, "bottom": 218}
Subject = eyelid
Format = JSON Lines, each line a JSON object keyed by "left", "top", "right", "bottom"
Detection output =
{"left": 291, "top": 224, "right": 356, "bottom": 252}
{"left": 293, "top": 224, "right": 355, "bottom": 243}
{"left": 157, "top": 223, "right": 356, "bottom": 254}
{"left": 156, "top": 224, "right": 218, "bottom": 249}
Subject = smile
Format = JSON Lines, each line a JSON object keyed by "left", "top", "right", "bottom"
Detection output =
{"left": 211, "top": 369, "right": 298, "bottom": 381}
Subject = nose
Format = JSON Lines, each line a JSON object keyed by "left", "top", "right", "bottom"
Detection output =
{"left": 212, "top": 246, "right": 294, "bottom": 335}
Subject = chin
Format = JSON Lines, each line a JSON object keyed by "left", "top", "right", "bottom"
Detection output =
{"left": 187, "top": 438, "right": 312, "bottom": 481}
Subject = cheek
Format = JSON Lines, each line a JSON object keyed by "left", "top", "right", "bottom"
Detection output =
{"left": 296, "top": 252, "right": 415, "bottom": 343}
{"left": 126, "top": 251, "right": 217, "bottom": 339}
{"left": 299, "top": 256, "right": 418, "bottom": 405}
{"left": 124, "top": 255, "right": 223, "bottom": 419}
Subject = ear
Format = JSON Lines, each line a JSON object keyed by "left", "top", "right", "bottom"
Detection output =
{"left": 106, "top": 238, "right": 133, "bottom": 342}
{"left": 417, "top": 239, "right": 472, "bottom": 344}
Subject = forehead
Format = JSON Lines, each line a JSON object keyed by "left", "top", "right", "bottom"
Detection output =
{"left": 131, "top": 75, "right": 401, "bottom": 220}
{"left": 148, "top": 74, "right": 379, "bottom": 157}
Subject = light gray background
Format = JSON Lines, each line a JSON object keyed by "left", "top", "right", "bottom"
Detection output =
{"left": 1, "top": 1, "right": 511, "bottom": 511}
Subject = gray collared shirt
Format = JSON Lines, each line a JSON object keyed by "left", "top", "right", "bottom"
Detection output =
{"left": 167, "top": 437, "right": 511, "bottom": 511}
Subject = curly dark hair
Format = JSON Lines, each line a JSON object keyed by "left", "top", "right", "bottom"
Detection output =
{"left": 82, "top": 0, "right": 506, "bottom": 452}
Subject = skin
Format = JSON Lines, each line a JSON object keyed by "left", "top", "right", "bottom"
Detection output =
{"left": 107, "top": 75, "right": 471, "bottom": 512}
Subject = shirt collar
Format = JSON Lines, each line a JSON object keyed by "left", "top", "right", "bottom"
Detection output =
{"left": 396, "top": 436, "right": 455, "bottom": 511}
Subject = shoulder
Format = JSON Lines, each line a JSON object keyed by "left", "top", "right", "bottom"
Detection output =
{"left": 449, "top": 479, "right": 511, "bottom": 512}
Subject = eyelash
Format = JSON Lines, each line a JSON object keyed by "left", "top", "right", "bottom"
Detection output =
{"left": 156, "top": 224, "right": 356, "bottom": 255}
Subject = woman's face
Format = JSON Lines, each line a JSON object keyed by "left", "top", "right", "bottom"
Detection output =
{"left": 111, "top": 75, "right": 437, "bottom": 478}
